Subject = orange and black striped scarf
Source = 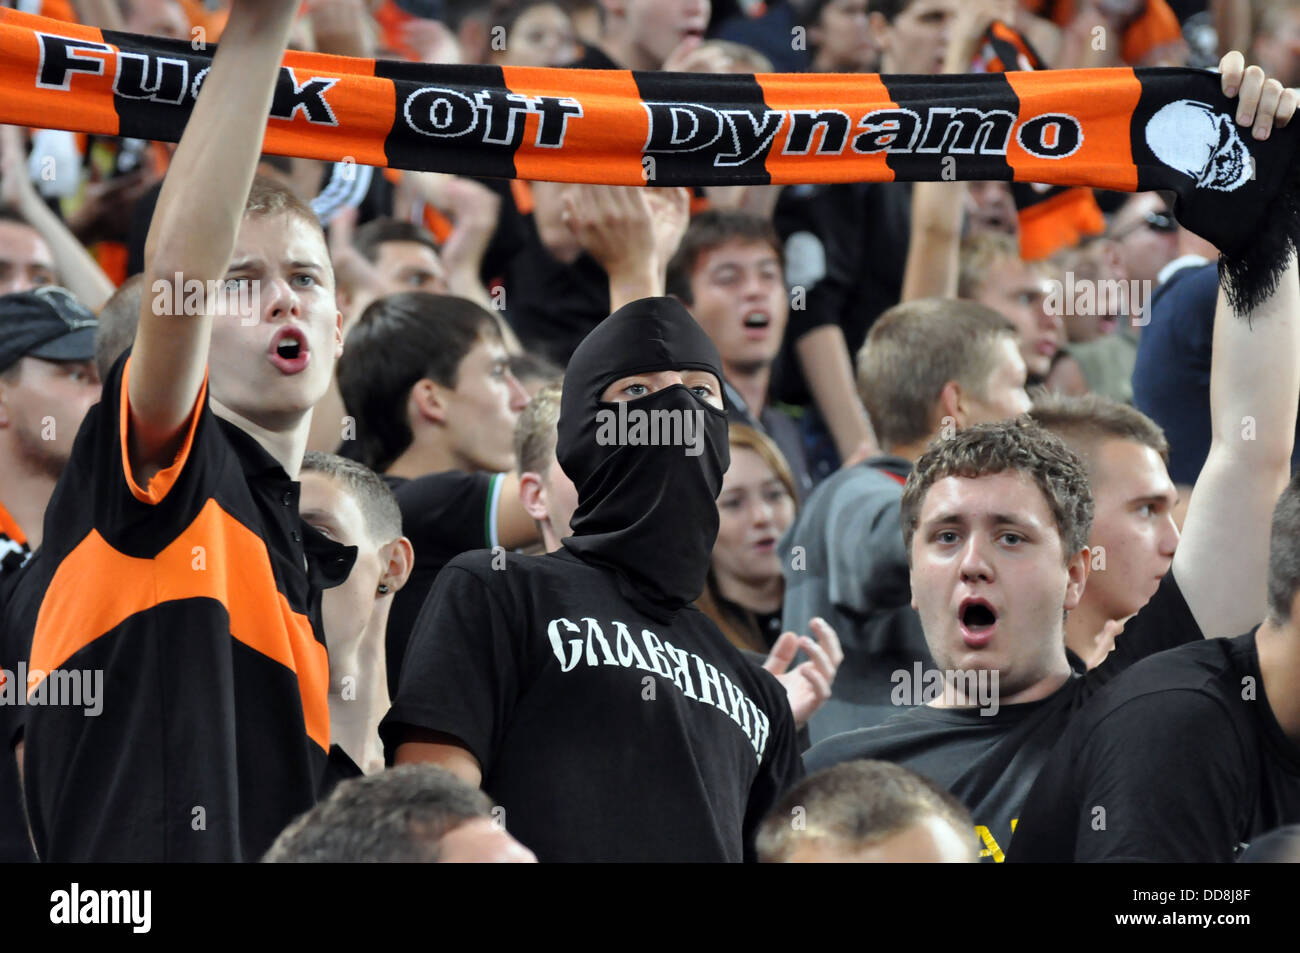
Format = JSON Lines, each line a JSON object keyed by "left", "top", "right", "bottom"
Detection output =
{"left": 1, "top": 7, "right": 1296, "bottom": 312}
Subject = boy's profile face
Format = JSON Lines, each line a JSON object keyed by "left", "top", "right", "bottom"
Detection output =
{"left": 909, "top": 469, "right": 1086, "bottom": 698}
{"left": 299, "top": 471, "right": 384, "bottom": 697}
{"left": 208, "top": 212, "right": 342, "bottom": 431}
{"left": 441, "top": 335, "right": 529, "bottom": 473}
{"left": 1082, "top": 438, "right": 1179, "bottom": 621}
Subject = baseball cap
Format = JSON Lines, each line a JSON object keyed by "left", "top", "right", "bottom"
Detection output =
{"left": 0, "top": 286, "right": 98, "bottom": 373}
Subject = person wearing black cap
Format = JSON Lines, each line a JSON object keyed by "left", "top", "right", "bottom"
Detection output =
{"left": 0, "top": 286, "right": 100, "bottom": 579}
{"left": 0, "top": 285, "right": 98, "bottom": 863}
{"left": 384, "top": 296, "right": 805, "bottom": 862}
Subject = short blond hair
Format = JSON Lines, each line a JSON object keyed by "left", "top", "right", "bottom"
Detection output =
{"left": 957, "top": 232, "right": 1022, "bottom": 299}
{"left": 515, "top": 382, "right": 563, "bottom": 477}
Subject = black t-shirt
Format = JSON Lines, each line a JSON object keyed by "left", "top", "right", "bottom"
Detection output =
{"left": 381, "top": 546, "right": 803, "bottom": 862}
{"left": 0, "top": 553, "right": 35, "bottom": 863}
{"left": 16, "top": 352, "right": 354, "bottom": 861}
{"left": 772, "top": 182, "right": 911, "bottom": 407}
{"left": 1009, "top": 629, "right": 1300, "bottom": 862}
{"left": 481, "top": 196, "right": 611, "bottom": 367}
{"left": 385, "top": 470, "right": 500, "bottom": 693}
{"left": 802, "top": 571, "right": 1201, "bottom": 862}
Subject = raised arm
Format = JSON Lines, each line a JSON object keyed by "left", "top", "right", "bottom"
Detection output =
{"left": 0, "top": 125, "right": 114, "bottom": 311}
{"left": 1174, "top": 57, "right": 1300, "bottom": 638}
{"left": 128, "top": 0, "right": 300, "bottom": 481}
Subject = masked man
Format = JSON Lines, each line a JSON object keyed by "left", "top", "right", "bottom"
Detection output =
{"left": 382, "top": 296, "right": 804, "bottom": 861}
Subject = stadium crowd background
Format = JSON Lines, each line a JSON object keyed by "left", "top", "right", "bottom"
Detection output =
{"left": 0, "top": 0, "right": 1299, "bottom": 864}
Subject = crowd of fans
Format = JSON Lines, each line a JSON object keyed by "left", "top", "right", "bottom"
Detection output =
{"left": 1, "top": 0, "right": 1299, "bottom": 864}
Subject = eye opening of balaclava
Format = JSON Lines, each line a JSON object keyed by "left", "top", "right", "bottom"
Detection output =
{"left": 556, "top": 296, "right": 731, "bottom": 618}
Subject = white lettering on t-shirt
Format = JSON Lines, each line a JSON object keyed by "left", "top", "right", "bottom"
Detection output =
{"left": 543, "top": 616, "right": 772, "bottom": 762}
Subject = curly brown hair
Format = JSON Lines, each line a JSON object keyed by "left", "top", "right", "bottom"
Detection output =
{"left": 899, "top": 418, "right": 1094, "bottom": 564}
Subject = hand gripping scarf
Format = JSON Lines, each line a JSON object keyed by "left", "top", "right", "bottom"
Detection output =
{"left": 1, "top": 8, "right": 1296, "bottom": 312}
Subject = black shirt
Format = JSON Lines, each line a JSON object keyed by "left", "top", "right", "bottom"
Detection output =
{"left": 1009, "top": 629, "right": 1300, "bottom": 862}
{"left": 802, "top": 571, "right": 1201, "bottom": 862}
{"left": 385, "top": 470, "right": 500, "bottom": 693}
{"left": 0, "top": 551, "right": 35, "bottom": 863}
{"left": 381, "top": 546, "right": 803, "bottom": 862}
{"left": 723, "top": 380, "right": 813, "bottom": 502}
{"left": 16, "top": 352, "right": 354, "bottom": 861}
{"left": 772, "top": 182, "right": 911, "bottom": 407}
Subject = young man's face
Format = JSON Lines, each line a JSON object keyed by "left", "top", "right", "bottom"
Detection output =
{"left": 910, "top": 469, "right": 1086, "bottom": 697}
{"left": 441, "top": 336, "right": 530, "bottom": 473}
{"left": 687, "top": 239, "right": 788, "bottom": 377}
{"left": 964, "top": 182, "right": 1018, "bottom": 238}
{"left": 870, "top": 0, "right": 957, "bottom": 75}
{"left": 372, "top": 240, "right": 448, "bottom": 295}
{"left": 208, "top": 212, "right": 343, "bottom": 431}
{"left": 124, "top": 0, "right": 191, "bottom": 40}
{"left": 0, "top": 357, "right": 101, "bottom": 480}
{"left": 0, "top": 222, "right": 57, "bottom": 295}
{"left": 1109, "top": 194, "right": 1179, "bottom": 287}
{"left": 612, "top": 0, "right": 709, "bottom": 67}
{"left": 811, "top": 0, "right": 877, "bottom": 72}
{"left": 974, "top": 260, "right": 1060, "bottom": 380}
{"left": 714, "top": 446, "right": 795, "bottom": 587}
{"left": 955, "top": 335, "right": 1031, "bottom": 427}
{"left": 1082, "top": 438, "right": 1179, "bottom": 621}
{"left": 505, "top": 2, "right": 578, "bottom": 68}
{"left": 299, "top": 471, "right": 383, "bottom": 694}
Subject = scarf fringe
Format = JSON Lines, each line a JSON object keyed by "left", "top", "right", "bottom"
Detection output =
{"left": 1218, "top": 154, "right": 1300, "bottom": 315}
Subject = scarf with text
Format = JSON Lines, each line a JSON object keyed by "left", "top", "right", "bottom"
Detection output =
{"left": 1, "top": 8, "right": 1296, "bottom": 312}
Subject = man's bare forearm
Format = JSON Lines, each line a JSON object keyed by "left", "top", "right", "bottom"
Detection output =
{"left": 1176, "top": 253, "right": 1300, "bottom": 636}
{"left": 131, "top": 1, "right": 300, "bottom": 461}
{"left": 901, "top": 181, "right": 962, "bottom": 302}
{"left": 11, "top": 177, "right": 114, "bottom": 311}
{"left": 796, "top": 325, "right": 876, "bottom": 461}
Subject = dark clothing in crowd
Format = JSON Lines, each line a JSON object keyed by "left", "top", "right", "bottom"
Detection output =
{"left": 480, "top": 179, "right": 611, "bottom": 367}
{"left": 803, "top": 571, "right": 1201, "bottom": 861}
{"left": 383, "top": 547, "right": 801, "bottom": 861}
{"left": 16, "top": 352, "right": 355, "bottom": 862}
{"left": 772, "top": 182, "right": 910, "bottom": 407}
{"left": 383, "top": 297, "right": 803, "bottom": 861}
{"left": 1134, "top": 261, "right": 1300, "bottom": 485}
{"left": 0, "top": 561, "right": 36, "bottom": 862}
{"left": 724, "top": 380, "right": 813, "bottom": 501}
{"left": 384, "top": 470, "right": 502, "bottom": 694}
{"left": 780, "top": 455, "right": 929, "bottom": 742}
{"left": 1010, "top": 629, "right": 1300, "bottom": 862}
{"left": 712, "top": 1, "right": 811, "bottom": 73}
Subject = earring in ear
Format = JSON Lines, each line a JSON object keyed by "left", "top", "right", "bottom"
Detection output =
{"left": 377, "top": 584, "right": 391, "bottom": 595}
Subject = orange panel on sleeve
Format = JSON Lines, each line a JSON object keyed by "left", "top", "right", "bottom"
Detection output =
{"left": 119, "top": 355, "right": 209, "bottom": 507}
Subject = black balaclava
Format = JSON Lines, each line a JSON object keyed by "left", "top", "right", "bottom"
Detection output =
{"left": 557, "top": 297, "right": 730, "bottom": 619}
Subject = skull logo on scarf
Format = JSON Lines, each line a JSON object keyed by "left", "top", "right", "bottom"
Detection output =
{"left": 1145, "top": 99, "right": 1253, "bottom": 192}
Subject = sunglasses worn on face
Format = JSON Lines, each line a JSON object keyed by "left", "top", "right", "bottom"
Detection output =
{"left": 1112, "top": 209, "right": 1178, "bottom": 240}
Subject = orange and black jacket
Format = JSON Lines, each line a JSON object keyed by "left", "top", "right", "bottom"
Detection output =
{"left": 17, "top": 350, "right": 355, "bottom": 862}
